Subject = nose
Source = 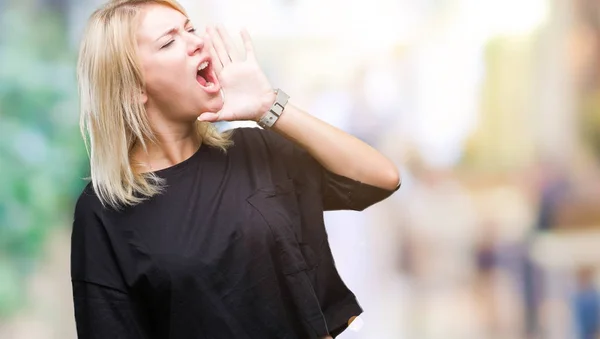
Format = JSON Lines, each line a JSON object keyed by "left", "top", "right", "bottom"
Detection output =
{"left": 187, "top": 32, "right": 205, "bottom": 56}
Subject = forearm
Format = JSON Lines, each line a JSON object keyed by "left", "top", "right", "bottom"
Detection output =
{"left": 268, "top": 104, "right": 400, "bottom": 191}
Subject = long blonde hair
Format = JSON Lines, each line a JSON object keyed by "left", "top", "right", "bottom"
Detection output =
{"left": 77, "top": 0, "right": 231, "bottom": 209}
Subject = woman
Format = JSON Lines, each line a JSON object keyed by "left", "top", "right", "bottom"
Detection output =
{"left": 71, "top": 0, "right": 400, "bottom": 338}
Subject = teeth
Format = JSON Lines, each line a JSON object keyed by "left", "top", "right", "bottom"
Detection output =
{"left": 206, "top": 82, "right": 213, "bottom": 87}
{"left": 198, "top": 61, "right": 208, "bottom": 71}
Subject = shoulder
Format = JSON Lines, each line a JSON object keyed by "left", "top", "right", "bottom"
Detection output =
{"left": 71, "top": 183, "right": 127, "bottom": 289}
{"left": 228, "top": 126, "right": 294, "bottom": 154}
{"left": 73, "top": 182, "right": 104, "bottom": 222}
{"left": 75, "top": 182, "right": 99, "bottom": 209}
{"left": 229, "top": 126, "right": 267, "bottom": 143}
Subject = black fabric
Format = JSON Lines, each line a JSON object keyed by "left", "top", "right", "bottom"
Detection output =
{"left": 71, "top": 127, "right": 399, "bottom": 339}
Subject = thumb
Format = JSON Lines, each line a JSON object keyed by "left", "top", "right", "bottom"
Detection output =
{"left": 196, "top": 111, "right": 221, "bottom": 122}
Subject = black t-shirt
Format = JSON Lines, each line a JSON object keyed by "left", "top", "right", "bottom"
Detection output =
{"left": 71, "top": 127, "right": 398, "bottom": 339}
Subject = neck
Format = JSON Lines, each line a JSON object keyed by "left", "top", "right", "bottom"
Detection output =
{"left": 132, "top": 108, "right": 201, "bottom": 173}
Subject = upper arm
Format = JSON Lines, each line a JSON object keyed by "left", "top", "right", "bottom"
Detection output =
{"left": 239, "top": 127, "right": 399, "bottom": 211}
{"left": 71, "top": 187, "right": 124, "bottom": 289}
{"left": 320, "top": 169, "right": 400, "bottom": 211}
{"left": 70, "top": 187, "right": 151, "bottom": 338}
{"left": 72, "top": 281, "right": 152, "bottom": 339}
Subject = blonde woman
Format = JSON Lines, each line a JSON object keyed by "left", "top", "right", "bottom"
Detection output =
{"left": 71, "top": 0, "right": 400, "bottom": 338}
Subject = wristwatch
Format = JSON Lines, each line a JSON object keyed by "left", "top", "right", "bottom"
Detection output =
{"left": 257, "top": 89, "right": 289, "bottom": 129}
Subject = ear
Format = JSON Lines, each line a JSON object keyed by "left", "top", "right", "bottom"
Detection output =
{"left": 140, "top": 89, "right": 148, "bottom": 105}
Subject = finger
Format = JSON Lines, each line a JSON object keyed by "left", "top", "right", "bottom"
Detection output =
{"left": 207, "top": 25, "right": 231, "bottom": 66}
{"left": 216, "top": 24, "right": 242, "bottom": 62}
{"left": 240, "top": 28, "right": 255, "bottom": 60}
{"left": 205, "top": 35, "right": 223, "bottom": 74}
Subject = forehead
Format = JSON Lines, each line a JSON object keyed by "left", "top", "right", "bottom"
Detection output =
{"left": 137, "top": 3, "right": 188, "bottom": 43}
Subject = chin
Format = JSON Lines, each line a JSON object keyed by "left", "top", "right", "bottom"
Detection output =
{"left": 204, "top": 96, "right": 224, "bottom": 113}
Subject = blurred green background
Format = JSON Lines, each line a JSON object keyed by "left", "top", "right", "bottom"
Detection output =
{"left": 0, "top": 0, "right": 88, "bottom": 319}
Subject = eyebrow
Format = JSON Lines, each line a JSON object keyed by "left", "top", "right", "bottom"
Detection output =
{"left": 155, "top": 18, "right": 191, "bottom": 42}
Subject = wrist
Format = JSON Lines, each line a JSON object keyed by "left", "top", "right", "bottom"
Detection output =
{"left": 256, "top": 89, "right": 290, "bottom": 129}
{"left": 255, "top": 90, "right": 277, "bottom": 122}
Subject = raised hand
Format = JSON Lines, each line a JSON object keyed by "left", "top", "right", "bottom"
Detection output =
{"left": 197, "top": 25, "right": 275, "bottom": 123}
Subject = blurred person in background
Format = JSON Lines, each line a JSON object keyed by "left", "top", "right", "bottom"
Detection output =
{"left": 572, "top": 267, "right": 600, "bottom": 339}
{"left": 70, "top": 0, "right": 400, "bottom": 338}
{"left": 523, "top": 159, "right": 570, "bottom": 338}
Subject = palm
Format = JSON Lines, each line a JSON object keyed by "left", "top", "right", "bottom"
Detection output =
{"left": 197, "top": 26, "right": 274, "bottom": 123}
{"left": 218, "top": 60, "right": 272, "bottom": 120}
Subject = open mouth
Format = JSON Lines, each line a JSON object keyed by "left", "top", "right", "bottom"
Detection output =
{"left": 196, "top": 61, "right": 218, "bottom": 90}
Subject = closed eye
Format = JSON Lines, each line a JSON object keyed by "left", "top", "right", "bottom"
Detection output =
{"left": 160, "top": 28, "right": 196, "bottom": 49}
{"left": 161, "top": 40, "right": 174, "bottom": 49}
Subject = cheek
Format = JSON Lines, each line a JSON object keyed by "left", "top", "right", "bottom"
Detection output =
{"left": 143, "top": 56, "right": 189, "bottom": 94}
{"left": 144, "top": 66, "right": 187, "bottom": 97}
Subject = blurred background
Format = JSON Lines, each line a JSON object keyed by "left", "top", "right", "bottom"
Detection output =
{"left": 2, "top": 0, "right": 600, "bottom": 338}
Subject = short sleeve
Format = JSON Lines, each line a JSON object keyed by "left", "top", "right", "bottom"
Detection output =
{"left": 320, "top": 168, "right": 400, "bottom": 211}
{"left": 237, "top": 127, "right": 399, "bottom": 211}
{"left": 70, "top": 187, "right": 151, "bottom": 338}
{"left": 72, "top": 281, "right": 151, "bottom": 339}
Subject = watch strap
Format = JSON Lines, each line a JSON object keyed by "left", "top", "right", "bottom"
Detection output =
{"left": 257, "top": 89, "right": 289, "bottom": 129}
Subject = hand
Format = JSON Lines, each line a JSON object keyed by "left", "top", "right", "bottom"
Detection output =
{"left": 197, "top": 25, "right": 276, "bottom": 123}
